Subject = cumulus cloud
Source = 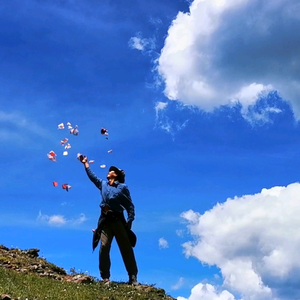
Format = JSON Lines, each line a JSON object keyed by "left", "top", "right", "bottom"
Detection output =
{"left": 37, "top": 211, "right": 87, "bottom": 227}
{"left": 180, "top": 182, "right": 300, "bottom": 300}
{"left": 178, "top": 283, "right": 236, "bottom": 300}
{"left": 158, "top": 237, "right": 169, "bottom": 249}
{"left": 157, "top": 0, "right": 300, "bottom": 121}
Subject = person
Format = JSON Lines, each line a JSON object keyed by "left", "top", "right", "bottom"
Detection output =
{"left": 79, "top": 155, "right": 138, "bottom": 285}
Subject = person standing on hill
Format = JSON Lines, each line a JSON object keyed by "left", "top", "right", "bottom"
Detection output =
{"left": 79, "top": 155, "right": 138, "bottom": 285}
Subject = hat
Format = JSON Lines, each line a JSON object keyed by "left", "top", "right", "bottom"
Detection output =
{"left": 128, "top": 229, "right": 137, "bottom": 247}
{"left": 109, "top": 166, "right": 125, "bottom": 183}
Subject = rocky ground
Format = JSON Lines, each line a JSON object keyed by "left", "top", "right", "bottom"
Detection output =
{"left": 0, "top": 245, "right": 93, "bottom": 284}
{"left": 0, "top": 244, "right": 176, "bottom": 300}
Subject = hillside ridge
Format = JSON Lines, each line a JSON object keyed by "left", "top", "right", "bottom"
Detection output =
{"left": 0, "top": 244, "right": 176, "bottom": 300}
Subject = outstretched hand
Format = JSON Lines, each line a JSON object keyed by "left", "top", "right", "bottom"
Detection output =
{"left": 80, "top": 155, "right": 88, "bottom": 163}
{"left": 78, "top": 154, "right": 89, "bottom": 168}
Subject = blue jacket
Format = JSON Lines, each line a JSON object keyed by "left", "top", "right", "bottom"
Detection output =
{"left": 85, "top": 167, "right": 135, "bottom": 222}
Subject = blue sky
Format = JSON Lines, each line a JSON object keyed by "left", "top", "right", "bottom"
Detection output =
{"left": 1, "top": 0, "right": 300, "bottom": 299}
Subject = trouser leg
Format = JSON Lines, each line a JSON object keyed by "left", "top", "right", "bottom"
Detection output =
{"left": 99, "top": 224, "right": 113, "bottom": 279}
{"left": 113, "top": 220, "right": 138, "bottom": 277}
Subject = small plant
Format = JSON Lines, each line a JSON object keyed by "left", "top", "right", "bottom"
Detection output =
{"left": 69, "top": 267, "right": 77, "bottom": 275}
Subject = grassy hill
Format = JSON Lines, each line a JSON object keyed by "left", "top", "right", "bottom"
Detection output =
{"left": 0, "top": 245, "right": 175, "bottom": 300}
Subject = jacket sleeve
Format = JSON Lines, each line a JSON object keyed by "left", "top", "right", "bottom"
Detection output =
{"left": 121, "top": 186, "right": 135, "bottom": 222}
{"left": 85, "top": 167, "right": 102, "bottom": 190}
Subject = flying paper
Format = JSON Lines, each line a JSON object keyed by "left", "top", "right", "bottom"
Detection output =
{"left": 63, "top": 151, "right": 68, "bottom": 156}
{"left": 53, "top": 181, "right": 58, "bottom": 187}
{"left": 58, "top": 123, "right": 64, "bottom": 129}
{"left": 70, "top": 127, "right": 79, "bottom": 136}
{"left": 108, "top": 150, "right": 113, "bottom": 153}
{"left": 100, "top": 164, "right": 106, "bottom": 168}
{"left": 101, "top": 128, "right": 109, "bottom": 136}
{"left": 62, "top": 184, "right": 71, "bottom": 191}
{"left": 60, "top": 138, "right": 68, "bottom": 145}
{"left": 89, "top": 160, "right": 95, "bottom": 164}
{"left": 101, "top": 128, "right": 109, "bottom": 139}
{"left": 47, "top": 151, "right": 57, "bottom": 162}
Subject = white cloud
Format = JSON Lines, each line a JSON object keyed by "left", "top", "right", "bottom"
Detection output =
{"left": 157, "top": 0, "right": 300, "bottom": 121}
{"left": 158, "top": 237, "right": 169, "bottom": 249}
{"left": 154, "top": 101, "right": 172, "bottom": 133}
{"left": 172, "top": 277, "right": 184, "bottom": 290}
{"left": 177, "top": 283, "right": 237, "bottom": 300}
{"left": 128, "top": 32, "right": 156, "bottom": 52}
{"left": 176, "top": 229, "right": 185, "bottom": 237}
{"left": 149, "top": 16, "right": 163, "bottom": 26}
{"left": 73, "top": 213, "right": 87, "bottom": 225}
{"left": 154, "top": 102, "right": 189, "bottom": 134}
{"left": 49, "top": 215, "right": 67, "bottom": 226}
{"left": 37, "top": 211, "right": 87, "bottom": 227}
{"left": 180, "top": 182, "right": 300, "bottom": 300}
{"left": 155, "top": 101, "right": 168, "bottom": 114}
{"left": 0, "top": 110, "right": 51, "bottom": 144}
{"left": 233, "top": 83, "right": 273, "bottom": 109}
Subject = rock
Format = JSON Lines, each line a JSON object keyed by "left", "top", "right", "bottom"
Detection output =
{"left": 20, "top": 268, "right": 28, "bottom": 273}
{"left": 63, "top": 274, "right": 94, "bottom": 284}
{"left": 0, "top": 245, "right": 67, "bottom": 280}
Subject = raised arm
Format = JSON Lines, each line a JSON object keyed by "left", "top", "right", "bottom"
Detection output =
{"left": 80, "top": 155, "right": 102, "bottom": 190}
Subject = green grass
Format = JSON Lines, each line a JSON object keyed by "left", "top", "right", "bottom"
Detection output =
{"left": 0, "top": 267, "right": 174, "bottom": 300}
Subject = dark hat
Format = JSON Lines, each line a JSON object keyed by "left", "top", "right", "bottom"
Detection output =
{"left": 109, "top": 166, "right": 125, "bottom": 183}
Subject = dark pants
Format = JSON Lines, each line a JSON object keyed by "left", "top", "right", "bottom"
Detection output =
{"left": 99, "top": 219, "right": 138, "bottom": 280}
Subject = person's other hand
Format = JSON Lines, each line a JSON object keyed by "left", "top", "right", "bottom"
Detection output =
{"left": 125, "top": 220, "right": 132, "bottom": 230}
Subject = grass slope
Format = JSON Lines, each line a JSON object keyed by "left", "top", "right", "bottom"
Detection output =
{"left": 0, "top": 245, "right": 175, "bottom": 300}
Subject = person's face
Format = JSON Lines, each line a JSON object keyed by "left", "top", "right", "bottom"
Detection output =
{"left": 107, "top": 170, "right": 118, "bottom": 180}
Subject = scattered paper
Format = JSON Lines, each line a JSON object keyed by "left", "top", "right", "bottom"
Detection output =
{"left": 70, "top": 127, "right": 79, "bottom": 136}
{"left": 101, "top": 128, "right": 109, "bottom": 139}
{"left": 64, "top": 143, "right": 71, "bottom": 149}
{"left": 108, "top": 150, "right": 113, "bottom": 153}
{"left": 62, "top": 184, "right": 71, "bottom": 191}
{"left": 47, "top": 151, "right": 57, "bottom": 162}
{"left": 63, "top": 151, "right": 68, "bottom": 156}
{"left": 60, "top": 138, "right": 68, "bottom": 145}
{"left": 49, "top": 150, "right": 56, "bottom": 156}
{"left": 58, "top": 123, "right": 64, "bottom": 129}
{"left": 89, "top": 160, "right": 95, "bottom": 164}
{"left": 100, "top": 164, "right": 106, "bottom": 168}
{"left": 53, "top": 181, "right": 58, "bottom": 187}
{"left": 101, "top": 128, "right": 109, "bottom": 135}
